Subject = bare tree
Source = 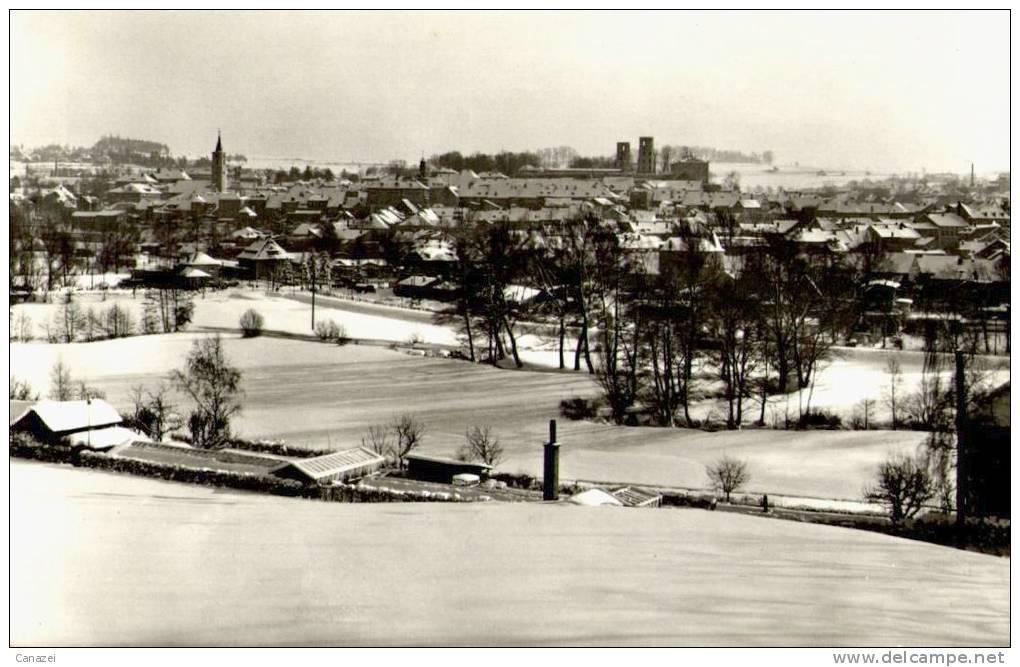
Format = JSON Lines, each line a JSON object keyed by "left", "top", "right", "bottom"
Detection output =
{"left": 642, "top": 238, "right": 714, "bottom": 427}
{"left": 83, "top": 306, "right": 101, "bottom": 342}
{"left": 13, "top": 311, "right": 34, "bottom": 342}
{"left": 903, "top": 339, "right": 953, "bottom": 431}
{"left": 49, "top": 359, "right": 73, "bottom": 400}
{"left": 458, "top": 425, "right": 505, "bottom": 467}
{"left": 129, "top": 383, "right": 176, "bottom": 441}
{"left": 591, "top": 223, "right": 641, "bottom": 424}
{"left": 706, "top": 456, "right": 751, "bottom": 502}
{"left": 391, "top": 413, "right": 425, "bottom": 469}
{"left": 104, "top": 303, "right": 135, "bottom": 338}
{"left": 74, "top": 381, "right": 106, "bottom": 401}
{"left": 144, "top": 288, "right": 194, "bottom": 334}
{"left": 883, "top": 357, "right": 904, "bottom": 429}
{"left": 361, "top": 424, "right": 394, "bottom": 462}
{"left": 57, "top": 296, "right": 84, "bottom": 343}
{"left": 852, "top": 397, "right": 877, "bottom": 430}
{"left": 710, "top": 269, "right": 762, "bottom": 429}
{"left": 171, "top": 336, "right": 243, "bottom": 448}
{"left": 9, "top": 376, "right": 38, "bottom": 401}
{"left": 864, "top": 452, "right": 935, "bottom": 523}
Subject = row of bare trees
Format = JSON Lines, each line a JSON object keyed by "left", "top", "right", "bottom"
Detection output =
{"left": 434, "top": 215, "right": 861, "bottom": 430}
{"left": 360, "top": 416, "right": 506, "bottom": 470}
{"left": 10, "top": 201, "right": 138, "bottom": 292}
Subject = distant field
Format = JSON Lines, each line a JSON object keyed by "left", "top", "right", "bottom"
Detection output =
{"left": 10, "top": 460, "right": 1009, "bottom": 647}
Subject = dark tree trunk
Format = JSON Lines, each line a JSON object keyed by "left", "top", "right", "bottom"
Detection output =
{"left": 557, "top": 316, "right": 565, "bottom": 369}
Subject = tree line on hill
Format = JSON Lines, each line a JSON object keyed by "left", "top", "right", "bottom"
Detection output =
{"left": 428, "top": 150, "right": 543, "bottom": 175}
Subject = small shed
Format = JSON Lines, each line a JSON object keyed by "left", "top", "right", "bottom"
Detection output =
{"left": 270, "top": 447, "right": 385, "bottom": 485}
{"left": 404, "top": 453, "right": 492, "bottom": 483}
{"left": 183, "top": 251, "right": 223, "bottom": 279}
{"left": 180, "top": 267, "right": 212, "bottom": 289}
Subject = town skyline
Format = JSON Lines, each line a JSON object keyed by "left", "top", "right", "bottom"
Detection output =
{"left": 10, "top": 10, "right": 1010, "bottom": 173}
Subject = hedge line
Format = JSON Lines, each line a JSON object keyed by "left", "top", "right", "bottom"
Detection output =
{"left": 224, "top": 438, "right": 337, "bottom": 459}
{"left": 660, "top": 490, "right": 719, "bottom": 510}
{"left": 76, "top": 451, "right": 317, "bottom": 497}
{"left": 321, "top": 482, "right": 491, "bottom": 503}
{"left": 10, "top": 433, "right": 74, "bottom": 464}
{"left": 12, "top": 434, "right": 480, "bottom": 503}
{"left": 812, "top": 514, "right": 1010, "bottom": 556}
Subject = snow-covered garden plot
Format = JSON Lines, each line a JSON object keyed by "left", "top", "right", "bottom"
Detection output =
{"left": 10, "top": 460, "right": 1009, "bottom": 647}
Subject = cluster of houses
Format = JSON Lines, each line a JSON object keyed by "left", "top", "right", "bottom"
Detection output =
{"left": 11, "top": 135, "right": 1010, "bottom": 331}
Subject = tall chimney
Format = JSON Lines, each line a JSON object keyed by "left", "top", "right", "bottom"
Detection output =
{"left": 970, "top": 163, "right": 975, "bottom": 188}
{"left": 543, "top": 419, "right": 559, "bottom": 501}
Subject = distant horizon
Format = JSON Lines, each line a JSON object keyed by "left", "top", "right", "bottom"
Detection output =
{"left": 11, "top": 137, "right": 1008, "bottom": 179}
{"left": 11, "top": 10, "right": 1010, "bottom": 174}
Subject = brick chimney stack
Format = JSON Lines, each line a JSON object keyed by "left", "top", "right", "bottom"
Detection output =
{"left": 543, "top": 419, "right": 559, "bottom": 501}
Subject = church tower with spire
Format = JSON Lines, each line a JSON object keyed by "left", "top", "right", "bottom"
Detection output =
{"left": 211, "top": 131, "right": 227, "bottom": 192}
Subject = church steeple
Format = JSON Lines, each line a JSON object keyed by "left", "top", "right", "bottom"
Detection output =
{"left": 211, "top": 130, "right": 227, "bottom": 192}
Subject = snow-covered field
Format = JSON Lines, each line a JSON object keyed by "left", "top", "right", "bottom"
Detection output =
{"left": 10, "top": 288, "right": 1007, "bottom": 502}
{"left": 10, "top": 460, "right": 1009, "bottom": 647}
{"left": 12, "top": 333, "right": 926, "bottom": 501}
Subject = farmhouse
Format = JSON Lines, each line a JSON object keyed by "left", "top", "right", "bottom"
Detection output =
{"left": 270, "top": 447, "right": 385, "bottom": 485}
{"left": 10, "top": 399, "right": 142, "bottom": 451}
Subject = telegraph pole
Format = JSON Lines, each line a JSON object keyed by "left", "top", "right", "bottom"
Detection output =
{"left": 954, "top": 350, "right": 967, "bottom": 525}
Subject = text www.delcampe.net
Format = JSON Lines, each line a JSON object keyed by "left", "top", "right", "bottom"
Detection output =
{"left": 834, "top": 652, "right": 1006, "bottom": 665}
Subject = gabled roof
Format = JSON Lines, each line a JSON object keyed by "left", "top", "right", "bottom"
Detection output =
{"left": 13, "top": 399, "right": 122, "bottom": 435}
{"left": 185, "top": 251, "right": 222, "bottom": 266}
{"left": 231, "top": 226, "right": 264, "bottom": 239}
{"left": 9, "top": 400, "right": 34, "bottom": 425}
{"left": 237, "top": 237, "right": 289, "bottom": 262}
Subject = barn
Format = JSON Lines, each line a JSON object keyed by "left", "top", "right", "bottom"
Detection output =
{"left": 269, "top": 447, "right": 385, "bottom": 485}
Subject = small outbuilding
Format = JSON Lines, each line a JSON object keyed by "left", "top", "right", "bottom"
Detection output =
{"left": 404, "top": 453, "right": 492, "bottom": 484}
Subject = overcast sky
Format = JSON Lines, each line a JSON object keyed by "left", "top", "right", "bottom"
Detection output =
{"left": 10, "top": 10, "right": 1010, "bottom": 172}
